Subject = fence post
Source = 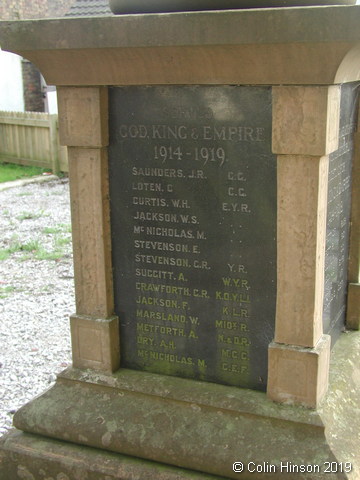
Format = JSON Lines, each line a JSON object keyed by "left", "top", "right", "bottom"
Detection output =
{"left": 49, "top": 114, "right": 60, "bottom": 175}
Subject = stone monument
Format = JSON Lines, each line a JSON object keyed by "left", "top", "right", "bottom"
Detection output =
{"left": 0, "top": 3, "right": 359, "bottom": 479}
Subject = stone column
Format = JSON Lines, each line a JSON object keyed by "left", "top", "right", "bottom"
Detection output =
{"left": 347, "top": 108, "right": 360, "bottom": 330}
{"left": 57, "top": 86, "right": 120, "bottom": 373}
{"left": 267, "top": 86, "right": 340, "bottom": 408}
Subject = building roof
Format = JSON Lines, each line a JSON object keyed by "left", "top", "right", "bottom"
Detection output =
{"left": 65, "top": 0, "right": 112, "bottom": 17}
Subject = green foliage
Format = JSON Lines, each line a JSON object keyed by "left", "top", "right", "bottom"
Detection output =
{"left": 0, "top": 285, "right": 17, "bottom": 299}
{"left": 42, "top": 224, "right": 72, "bottom": 235}
{"left": 17, "top": 211, "right": 46, "bottom": 221}
{"left": 0, "top": 249, "right": 10, "bottom": 261}
{"left": 55, "top": 236, "right": 72, "bottom": 247}
{"left": 0, "top": 239, "right": 41, "bottom": 260}
{"left": 0, "top": 161, "right": 51, "bottom": 183}
{"left": 42, "top": 226, "right": 62, "bottom": 234}
{"left": 0, "top": 229, "right": 72, "bottom": 262}
{"left": 34, "top": 250, "right": 64, "bottom": 261}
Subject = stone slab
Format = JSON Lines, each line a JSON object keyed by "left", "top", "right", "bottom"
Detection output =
{"left": 2, "top": 7, "right": 360, "bottom": 51}
{"left": 0, "top": 430, "right": 228, "bottom": 480}
{"left": 10, "top": 374, "right": 332, "bottom": 480}
{"left": 7, "top": 330, "right": 359, "bottom": 480}
{"left": 317, "top": 330, "right": 360, "bottom": 476}
{"left": 108, "top": 85, "right": 276, "bottom": 391}
{"left": 1, "top": 8, "right": 360, "bottom": 85}
{"left": 323, "top": 82, "right": 359, "bottom": 341}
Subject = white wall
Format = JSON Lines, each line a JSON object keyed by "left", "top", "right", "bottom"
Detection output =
{"left": 46, "top": 89, "right": 58, "bottom": 114}
{"left": 0, "top": 50, "right": 24, "bottom": 112}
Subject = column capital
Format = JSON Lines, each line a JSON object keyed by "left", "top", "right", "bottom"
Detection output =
{"left": 57, "top": 86, "right": 108, "bottom": 147}
{"left": 272, "top": 86, "right": 340, "bottom": 156}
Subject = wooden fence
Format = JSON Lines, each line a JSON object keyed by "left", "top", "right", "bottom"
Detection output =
{"left": 0, "top": 111, "right": 68, "bottom": 174}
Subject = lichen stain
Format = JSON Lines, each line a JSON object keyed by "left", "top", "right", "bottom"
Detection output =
{"left": 72, "top": 468, "right": 90, "bottom": 480}
{"left": 105, "top": 420, "right": 118, "bottom": 433}
{"left": 352, "top": 367, "right": 360, "bottom": 385}
{"left": 17, "top": 466, "right": 35, "bottom": 480}
{"left": 101, "top": 431, "right": 112, "bottom": 447}
{"left": 56, "top": 474, "right": 70, "bottom": 480}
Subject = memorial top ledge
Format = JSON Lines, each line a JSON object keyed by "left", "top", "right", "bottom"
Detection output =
{"left": 1, "top": 6, "right": 360, "bottom": 50}
{"left": 1, "top": 5, "right": 360, "bottom": 85}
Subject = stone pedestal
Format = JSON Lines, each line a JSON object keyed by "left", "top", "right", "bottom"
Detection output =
{"left": 0, "top": 6, "right": 359, "bottom": 479}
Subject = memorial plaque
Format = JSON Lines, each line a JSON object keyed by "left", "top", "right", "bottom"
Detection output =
{"left": 323, "top": 82, "right": 359, "bottom": 342}
{"left": 108, "top": 86, "right": 276, "bottom": 391}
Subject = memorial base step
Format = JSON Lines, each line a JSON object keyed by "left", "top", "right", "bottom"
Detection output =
{"left": 0, "top": 430, "right": 226, "bottom": 480}
{"left": 1, "top": 330, "right": 359, "bottom": 480}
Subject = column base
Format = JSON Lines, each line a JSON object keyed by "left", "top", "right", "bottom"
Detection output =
{"left": 70, "top": 314, "right": 119, "bottom": 372}
{"left": 267, "top": 334, "right": 331, "bottom": 408}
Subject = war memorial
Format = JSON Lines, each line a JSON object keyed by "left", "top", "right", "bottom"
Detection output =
{"left": 0, "top": 1, "right": 359, "bottom": 478}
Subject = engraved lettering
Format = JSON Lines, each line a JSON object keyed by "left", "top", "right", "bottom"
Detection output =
{"left": 109, "top": 85, "right": 276, "bottom": 390}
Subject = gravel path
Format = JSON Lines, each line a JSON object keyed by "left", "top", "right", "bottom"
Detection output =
{"left": 0, "top": 177, "right": 75, "bottom": 436}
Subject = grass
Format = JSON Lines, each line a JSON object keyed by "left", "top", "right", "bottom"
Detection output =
{"left": 35, "top": 249, "right": 64, "bottom": 261}
{"left": 42, "top": 226, "right": 62, "bottom": 234}
{"left": 0, "top": 249, "right": 11, "bottom": 261}
{"left": 0, "top": 242, "right": 64, "bottom": 262}
{"left": 0, "top": 230, "right": 72, "bottom": 262}
{"left": 0, "top": 239, "right": 41, "bottom": 261}
{"left": 42, "top": 224, "right": 71, "bottom": 235}
{"left": 17, "top": 192, "right": 34, "bottom": 197}
{"left": 55, "top": 236, "right": 72, "bottom": 247}
{"left": 0, "top": 286, "right": 17, "bottom": 299}
{"left": 0, "top": 161, "right": 51, "bottom": 183}
{"left": 17, "top": 211, "right": 47, "bottom": 221}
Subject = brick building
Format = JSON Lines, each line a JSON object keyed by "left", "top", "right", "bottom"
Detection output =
{"left": 0, "top": 0, "right": 75, "bottom": 21}
{"left": 0, "top": 0, "right": 110, "bottom": 112}
{"left": 65, "top": 0, "right": 111, "bottom": 16}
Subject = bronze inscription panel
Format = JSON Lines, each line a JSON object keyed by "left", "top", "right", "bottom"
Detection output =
{"left": 108, "top": 86, "right": 276, "bottom": 391}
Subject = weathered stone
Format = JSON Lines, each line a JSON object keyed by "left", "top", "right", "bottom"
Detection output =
{"left": 0, "top": 430, "right": 228, "bottom": 480}
{"left": 9, "top": 330, "right": 360, "bottom": 479}
{"left": 57, "top": 87, "right": 108, "bottom": 147}
{"left": 70, "top": 314, "right": 120, "bottom": 372}
{"left": 267, "top": 335, "right": 331, "bottom": 407}
{"left": 272, "top": 86, "right": 340, "bottom": 156}
{"left": 2, "top": 8, "right": 360, "bottom": 85}
{"left": 347, "top": 283, "right": 360, "bottom": 330}
{"left": 323, "top": 83, "right": 359, "bottom": 340}
{"left": 0, "top": 6, "right": 359, "bottom": 479}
